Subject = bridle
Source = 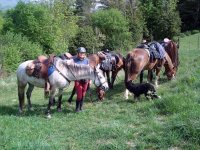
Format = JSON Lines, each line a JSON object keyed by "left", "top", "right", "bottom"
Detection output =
{"left": 94, "top": 68, "right": 107, "bottom": 91}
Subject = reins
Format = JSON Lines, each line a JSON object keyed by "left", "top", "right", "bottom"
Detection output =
{"left": 51, "top": 57, "right": 71, "bottom": 83}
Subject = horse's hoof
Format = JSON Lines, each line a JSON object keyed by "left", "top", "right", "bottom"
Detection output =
{"left": 57, "top": 108, "right": 62, "bottom": 112}
{"left": 28, "top": 107, "right": 34, "bottom": 111}
{"left": 19, "top": 108, "right": 23, "bottom": 114}
{"left": 46, "top": 113, "right": 51, "bottom": 119}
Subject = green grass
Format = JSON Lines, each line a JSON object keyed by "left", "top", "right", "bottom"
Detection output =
{"left": 1, "top": 33, "right": 200, "bottom": 149}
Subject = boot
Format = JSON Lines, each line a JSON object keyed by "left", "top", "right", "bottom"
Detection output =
{"left": 79, "top": 99, "right": 84, "bottom": 111}
{"left": 75, "top": 101, "right": 80, "bottom": 112}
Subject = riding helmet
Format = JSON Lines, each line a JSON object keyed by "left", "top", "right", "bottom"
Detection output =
{"left": 104, "top": 49, "right": 109, "bottom": 52}
{"left": 77, "top": 47, "right": 86, "bottom": 53}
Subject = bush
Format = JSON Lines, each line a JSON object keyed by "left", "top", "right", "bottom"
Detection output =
{"left": 191, "top": 30, "right": 199, "bottom": 35}
{"left": 185, "top": 31, "right": 191, "bottom": 36}
{"left": 0, "top": 32, "right": 42, "bottom": 73}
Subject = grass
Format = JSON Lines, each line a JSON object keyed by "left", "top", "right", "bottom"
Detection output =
{"left": 1, "top": 33, "right": 200, "bottom": 149}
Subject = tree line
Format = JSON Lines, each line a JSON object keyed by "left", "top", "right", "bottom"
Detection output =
{"left": 0, "top": 0, "right": 199, "bottom": 74}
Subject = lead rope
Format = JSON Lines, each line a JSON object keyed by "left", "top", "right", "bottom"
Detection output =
{"left": 51, "top": 58, "right": 71, "bottom": 83}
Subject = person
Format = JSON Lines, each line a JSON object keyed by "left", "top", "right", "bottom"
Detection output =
{"left": 136, "top": 39, "right": 149, "bottom": 49}
{"left": 73, "top": 47, "right": 90, "bottom": 112}
{"left": 161, "top": 38, "right": 171, "bottom": 48}
{"left": 103, "top": 48, "right": 110, "bottom": 53}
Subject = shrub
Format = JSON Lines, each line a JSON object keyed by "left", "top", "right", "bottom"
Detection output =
{"left": 185, "top": 31, "right": 191, "bottom": 36}
{"left": 0, "top": 32, "right": 42, "bottom": 73}
{"left": 191, "top": 30, "right": 199, "bottom": 35}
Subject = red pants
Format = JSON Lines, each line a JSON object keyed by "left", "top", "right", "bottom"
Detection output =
{"left": 74, "top": 80, "right": 89, "bottom": 101}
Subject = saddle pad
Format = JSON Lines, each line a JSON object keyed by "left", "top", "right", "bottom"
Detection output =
{"left": 48, "top": 65, "right": 55, "bottom": 76}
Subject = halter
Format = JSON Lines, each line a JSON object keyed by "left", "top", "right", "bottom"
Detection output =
{"left": 93, "top": 68, "right": 107, "bottom": 91}
{"left": 51, "top": 57, "right": 71, "bottom": 83}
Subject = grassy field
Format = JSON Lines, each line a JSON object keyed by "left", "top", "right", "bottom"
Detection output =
{"left": 0, "top": 33, "right": 200, "bottom": 149}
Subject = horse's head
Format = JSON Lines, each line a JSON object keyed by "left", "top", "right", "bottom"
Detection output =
{"left": 93, "top": 67, "right": 109, "bottom": 100}
{"left": 165, "top": 66, "right": 175, "bottom": 80}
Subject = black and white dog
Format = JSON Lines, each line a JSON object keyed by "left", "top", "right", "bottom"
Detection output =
{"left": 125, "top": 81, "right": 160, "bottom": 100}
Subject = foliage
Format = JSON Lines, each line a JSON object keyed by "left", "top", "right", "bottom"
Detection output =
{"left": 48, "top": 0, "right": 78, "bottom": 54}
{"left": 140, "top": 0, "right": 181, "bottom": 40}
{"left": 0, "top": 11, "right": 4, "bottom": 31}
{"left": 2, "top": 2, "right": 55, "bottom": 53}
{"left": 178, "top": 0, "right": 200, "bottom": 31}
{"left": 0, "top": 32, "right": 42, "bottom": 73}
{"left": 91, "top": 8, "right": 132, "bottom": 51}
{"left": 127, "top": 3, "right": 145, "bottom": 47}
{"left": 2, "top": 1, "right": 78, "bottom": 54}
{"left": 69, "top": 26, "right": 104, "bottom": 54}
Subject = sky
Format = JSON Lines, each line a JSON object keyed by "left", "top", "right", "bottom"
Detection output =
{"left": 0, "top": 0, "right": 19, "bottom": 10}
{"left": 0, "top": 0, "right": 39, "bottom": 10}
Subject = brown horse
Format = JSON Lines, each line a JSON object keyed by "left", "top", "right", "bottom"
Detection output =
{"left": 124, "top": 48, "right": 175, "bottom": 99}
{"left": 163, "top": 40, "right": 179, "bottom": 76}
{"left": 98, "top": 51, "right": 125, "bottom": 89}
{"left": 67, "top": 52, "right": 124, "bottom": 102}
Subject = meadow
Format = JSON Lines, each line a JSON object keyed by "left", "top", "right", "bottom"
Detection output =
{"left": 0, "top": 33, "right": 200, "bottom": 149}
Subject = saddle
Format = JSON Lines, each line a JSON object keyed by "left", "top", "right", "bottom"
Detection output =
{"left": 98, "top": 52, "right": 119, "bottom": 71}
{"left": 26, "top": 54, "right": 55, "bottom": 79}
{"left": 148, "top": 42, "right": 166, "bottom": 63}
{"left": 26, "top": 54, "right": 55, "bottom": 97}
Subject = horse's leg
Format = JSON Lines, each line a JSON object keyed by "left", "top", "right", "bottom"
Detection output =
{"left": 68, "top": 86, "right": 76, "bottom": 104}
{"left": 46, "top": 87, "right": 56, "bottom": 118}
{"left": 154, "top": 68, "right": 161, "bottom": 88}
{"left": 18, "top": 84, "right": 26, "bottom": 113}
{"left": 26, "top": 83, "right": 34, "bottom": 111}
{"left": 140, "top": 70, "right": 144, "bottom": 83}
{"left": 147, "top": 70, "right": 153, "bottom": 83}
{"left": 110, "top": 70, "right": 119, "bottom": 89}
{"left": 57, "top": 89, "right": 63, "bottom": 112}
{"left": 106, "top": 71, "right": 111, "bottom": 88}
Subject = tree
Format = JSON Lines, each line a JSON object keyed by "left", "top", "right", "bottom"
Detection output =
{"left": 91, "top": 8, "right": 131, "bottom": 51}
{"left": 0, "top": 11, "right": 4, "bottom": 31}
{"left": 69, "top": 26, "right": 105, "bottom": 54}
{"left": 2, "top": 1, "right": 78, "bottom": 54}
{"left": 140, "top": 0, "right": 181, "bottom": 40}
{"left": 178, "top": 0, "right": 200, "bottom": 31}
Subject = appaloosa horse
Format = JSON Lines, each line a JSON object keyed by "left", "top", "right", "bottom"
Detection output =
{"left": 124, "top": 48, "right": 175, "bottom": 99}
{"left": 17, "top": 57, "right": 108, "bottom": 117}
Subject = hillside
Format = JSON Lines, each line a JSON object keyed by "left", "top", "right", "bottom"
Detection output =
{"left": 0, "top": 33, "right": 200, "bottom": 149}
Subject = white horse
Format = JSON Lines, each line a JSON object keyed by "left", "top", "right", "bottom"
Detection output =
{"left": 17, "top": 57, "right": 109, "bottom": 117}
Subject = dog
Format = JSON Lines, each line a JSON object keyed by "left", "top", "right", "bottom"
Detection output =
{"left": 126, "top": 81, "right": 160, "bottom": 100}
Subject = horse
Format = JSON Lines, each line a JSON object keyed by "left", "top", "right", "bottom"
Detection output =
{"left": 124, "top": 48, "right": 175, "bottom": 99}
{"left": 67, "top": 52, "right": 124, "bottom": 103}
{"left": 97, "top": 51, "right": 125, "bottom": 89}
{"left": 17, "top": 57, "right": 109, "bottom": 117}
{"left": 163, "top": 40, "right": 179, "bottom": 76}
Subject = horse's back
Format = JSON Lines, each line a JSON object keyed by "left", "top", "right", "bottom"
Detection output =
{"left": 17, "top": 60, "right": 45, "bottom": 87}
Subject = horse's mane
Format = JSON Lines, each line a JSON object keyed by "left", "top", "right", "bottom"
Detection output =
{"left": 60, "top": 58, "right": 93, "bottom": 74}
{"left": 166, "top": 41, "right": 179, "bottom": 69}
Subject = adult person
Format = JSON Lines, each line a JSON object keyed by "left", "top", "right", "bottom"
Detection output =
{"left": 73, "top": 47, "right": 90, "bottom": 112}
{"left": 136, "top": 39, "right": 149, "bottom": 49}
{"left": 160, "top": 38, "right": 171, "bottom": 49}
